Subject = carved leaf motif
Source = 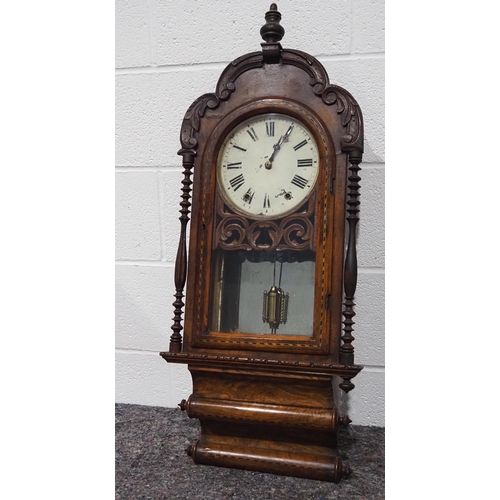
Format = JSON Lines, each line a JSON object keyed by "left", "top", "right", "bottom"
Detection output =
{"left": 321, "top": 88, "right": 339, "bottom": 106}
{"left": 281, "top": 49, "right": 363, "bottom": 152}
{"left": 188, "top": 93, "right": 220, "bottom": 133}
{"left": 179, "top": 53, "right": 263, "bottom": 152}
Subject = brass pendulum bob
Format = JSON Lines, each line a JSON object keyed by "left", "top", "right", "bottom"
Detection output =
{"left": 262, "top": 257, "right": 289, "bottom": 334}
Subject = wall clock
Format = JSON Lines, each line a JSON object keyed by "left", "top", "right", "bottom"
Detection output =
{"left": 161, "top": 4, "right": 364, "bottom": 483}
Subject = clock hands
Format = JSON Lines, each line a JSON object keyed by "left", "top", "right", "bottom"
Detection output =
{"left": 221, "top": 115, "right": 319, "bottom": 218}
{"left": 265, "top": 124, "right": 294, "bottom": 169}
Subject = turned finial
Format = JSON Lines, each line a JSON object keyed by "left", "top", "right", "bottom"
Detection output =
{"left": 342, "top": 462, "right": 353, "bottom": 478}
{"left": 338, "top": 414, "right": 352, "bottom": 427}
{"left": 260, "top": 3, "right": 285, "bottom": 44}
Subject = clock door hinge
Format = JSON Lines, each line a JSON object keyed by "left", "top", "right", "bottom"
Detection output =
{"left": 329, "top": 160, "right": 336, "bottom": 193}
{"left": 324, "top": 293, "right": 332, "bottom": 311}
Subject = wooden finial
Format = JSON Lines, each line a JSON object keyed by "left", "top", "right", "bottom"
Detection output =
{"left": 338, "top": 414, "right": 352, "bottom": 427}
{"left": 260, "top": 3, "right": 285, "bottom": 44}
{"left": 333, "top": 456, "right": 353, "bottom": 483}
{"left": 342, "top": 462, "right": 353, "bottom": 478}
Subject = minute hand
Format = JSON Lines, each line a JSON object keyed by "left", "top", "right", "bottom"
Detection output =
{"left": 268, "top": 124, "right": 294, "bottom": 163}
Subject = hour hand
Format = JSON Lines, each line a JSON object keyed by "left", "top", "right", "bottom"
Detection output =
{"left": 268, "top": 143, "right": 280, "bottom": 163}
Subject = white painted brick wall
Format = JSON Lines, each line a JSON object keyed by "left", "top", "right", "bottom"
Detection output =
{"left": 116, "top": 0, "right": 385, "bottom": 427}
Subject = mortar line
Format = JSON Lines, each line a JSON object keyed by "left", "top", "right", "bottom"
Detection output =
{"left": 115, "top": 164, "right": 382, "bottom": 172}
{"left": 360, "top": 163, "right": 385, "bottom": 169}
{"left": 115, "top": 166, "right": 183, "bottom": 172}
{"left": 115, "top": 61, "right": 227, "bottom": 75}
{"left": 114, "top": 263, "right": 383, "bottom": 271}
{"left": 115, "top": 53, "right": 384, "bottom": 75}
{"left": 358, "top": 267, "right": 385, "bottom": 274}
{"left": 361, "top": 365, "right": 385, "bottom": 372}
{"left": 115, "top": 260, "right": 175, "bottom": 267}
{"left": 116, "top": 348, "right": 162, "bottom": 356}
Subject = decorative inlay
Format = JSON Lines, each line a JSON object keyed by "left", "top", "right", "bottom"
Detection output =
{"left": 160, "top": 351, "right": 363, "bottom": 378}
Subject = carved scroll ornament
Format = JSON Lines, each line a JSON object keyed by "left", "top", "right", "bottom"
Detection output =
{"left": 214, "top": 194, "right": 316, "bottom": 252}
{"left": 178, "top": 49, "right": 363, "bottom": 156}
{"left": 281, "top": 49, "right": 363, "bottom": 153}
{"left": 179, "top": 52, "right": 264, "bottom": 151}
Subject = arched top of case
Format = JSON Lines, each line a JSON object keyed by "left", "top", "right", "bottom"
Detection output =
{"left": 178, "top": 3, "right": 363, "bottom": 158}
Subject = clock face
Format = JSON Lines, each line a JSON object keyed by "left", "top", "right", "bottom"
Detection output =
{"left": 217, "top": 113, "right": 320, "bottom": 218}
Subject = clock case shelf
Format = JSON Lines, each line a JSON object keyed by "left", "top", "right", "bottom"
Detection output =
{"left": 161, "top": 4, "right": 364, "bottom": 483}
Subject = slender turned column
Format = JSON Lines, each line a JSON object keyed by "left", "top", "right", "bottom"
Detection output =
{"left": 169, "top": 150, "right": 195, "bottom": 352}
{"left": 340, "top": 151, "right": 362, "bottom": 379}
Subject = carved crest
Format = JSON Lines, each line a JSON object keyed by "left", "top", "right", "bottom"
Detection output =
{"left": 178, "top": 42, "right": 363, "bottom": 156}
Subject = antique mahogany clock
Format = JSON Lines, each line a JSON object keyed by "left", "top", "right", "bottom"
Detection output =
{"left": 161, "top": 4, "right": 364, "bottom": 483}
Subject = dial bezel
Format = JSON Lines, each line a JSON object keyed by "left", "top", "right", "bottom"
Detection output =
{"left": 216, "top": 112, "right": 320, "bottom": 220}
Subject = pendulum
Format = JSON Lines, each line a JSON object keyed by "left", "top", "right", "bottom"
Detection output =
{"left": 262, "top": 254, "right": 289, "bottom": 334}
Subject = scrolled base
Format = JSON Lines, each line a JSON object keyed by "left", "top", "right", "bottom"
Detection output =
{"left": 188, "top": 440, "right": 352, "bottom": 483}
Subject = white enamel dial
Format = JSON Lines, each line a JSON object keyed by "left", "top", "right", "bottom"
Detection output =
{"left": 217, "top": 113, "right": 320, "bottom": 218}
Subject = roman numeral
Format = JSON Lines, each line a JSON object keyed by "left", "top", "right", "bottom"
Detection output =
{"left": 297, "top": 158, "right": 313, "bottom": 168}
{"left": 247, "top": 127, "right": 258, "bottom": 141}
{"left": 266, "top": 121, "right": 275, "bottom": 137}
{"left": 291, "top": 174, "right": 308, "bottom": 189}
{"left": 293, "top": 139, "right": 308, "bottom": 151}
{"left": 263, "top": 193, "right": 271, "bottom": 209}
{"left": 229, "top": 174, "right": 245, "bottom": 191}
{"left": 227, "top": 162, "right": 242, "bottom": 169}
{"left": 233, "top": 144, "right": 246, "bottom": 152}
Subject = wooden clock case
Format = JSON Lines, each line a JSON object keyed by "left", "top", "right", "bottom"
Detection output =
{"left": 161, "top": 4, "right": 364, "bottom": 483}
